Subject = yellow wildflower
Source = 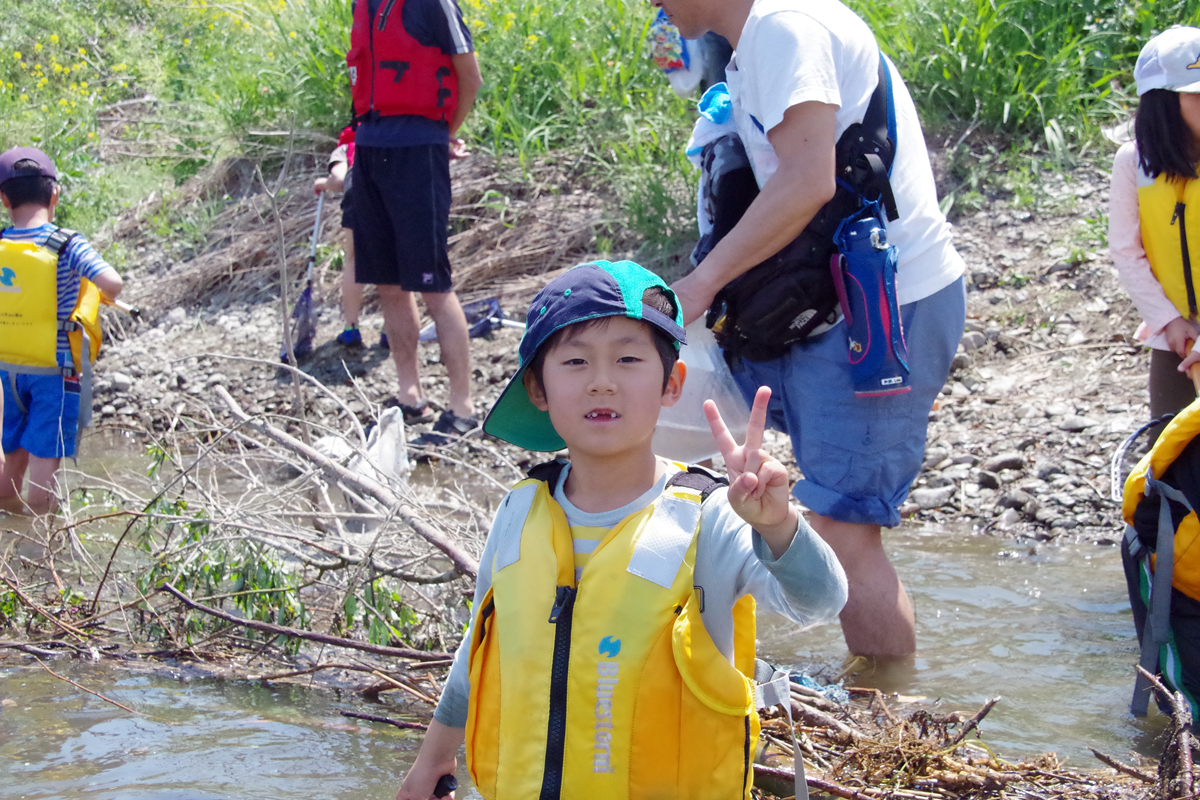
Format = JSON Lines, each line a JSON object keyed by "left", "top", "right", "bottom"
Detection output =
{"left": 34, "top": 43, "right": 42, "bottom": 52}
{"left": 12, "top": 51, "right": 21, "bottom": 60}
{"left": 289, "top": 31, "right": 297, "bottom": 38}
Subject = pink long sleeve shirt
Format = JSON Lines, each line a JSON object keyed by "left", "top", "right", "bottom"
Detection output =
{"left": 1109, "top": 140, "right": 1200, "bottom": 353}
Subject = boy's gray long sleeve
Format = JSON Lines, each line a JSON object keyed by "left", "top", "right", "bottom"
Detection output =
{"left": 433, "top": 476, "right": 848, "bottom": 729}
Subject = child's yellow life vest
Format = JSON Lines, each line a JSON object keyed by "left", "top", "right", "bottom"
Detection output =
{"left": 465, "top": 465, "right": 760, "bottom": 800}
{"left": 1123, "top": 401, "right": 1200, "bottom": 601}
{"left": 1138, "top": 168, "right": 1200, "bottom": 320}
{"left": 0, "top": 229, "right": 102, "bottom": 377}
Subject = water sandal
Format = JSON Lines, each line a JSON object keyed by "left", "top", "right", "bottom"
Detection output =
{"left": 336, "top": 327, "right": 363, "bottom": 347}
{"left": 411, "top": 410, "right": 479, "bottom": 448}
{"left": 378, "top": 332, "right": 390, "bottom": 350}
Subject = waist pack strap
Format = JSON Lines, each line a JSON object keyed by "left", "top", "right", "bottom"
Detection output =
{"left": 1132, "top": 471, "right": 1190, "bottom": 716}
{"left": 0, "top": 361, "right": 72, "bottom": 377}
{"left": 755, "top": 659, "right": 808, "bottom": 800}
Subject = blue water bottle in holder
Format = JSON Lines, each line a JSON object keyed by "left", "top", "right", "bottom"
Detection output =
{"left": 830, "top": 209, "right": 910, "bottom": 397}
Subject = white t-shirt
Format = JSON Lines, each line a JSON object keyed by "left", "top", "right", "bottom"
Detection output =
{"left": 726, "top": 0, "right": 964, "bottom": 305}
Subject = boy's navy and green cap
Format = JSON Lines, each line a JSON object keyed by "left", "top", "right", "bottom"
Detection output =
{"left": 483, "top": 260, "right": 687, "bottom": 452}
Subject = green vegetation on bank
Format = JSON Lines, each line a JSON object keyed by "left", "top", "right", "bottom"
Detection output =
{"left": 1, "top": 0, "right": 1199, "bottom": 243}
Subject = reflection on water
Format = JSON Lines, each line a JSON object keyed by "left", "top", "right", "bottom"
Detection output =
{"left": 760, "top": 524, "right": 1168, "bottom": 764}
{"left": 0, "top": 664, "right": 479, "bottom": 800}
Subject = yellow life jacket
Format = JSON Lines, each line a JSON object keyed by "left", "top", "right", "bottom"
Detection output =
{"left": 1121, "top": 397, "right": 1200, "bottom": 718}
{"left": 1123, "top": 400, "right": 1200, "bottom": 601}
{"left": 1137, "top": 165, "right": 1200, "bottom": 320}
{"left": 0, "top": 228, "right": 102, "bottom": 377}
{"left": 465, "top": 463, "right": 760, "bottom": 800}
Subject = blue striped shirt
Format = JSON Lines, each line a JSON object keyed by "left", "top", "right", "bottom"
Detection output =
{"left": 2, "top": 224, "right": 113, "bottom": 364}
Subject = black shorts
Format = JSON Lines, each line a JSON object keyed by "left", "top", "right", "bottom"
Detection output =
{"left": 340, "top": 168, "right": 356, "bottom": 230}
{"left": 350, "top": 144, "right": 452, "bottom": 292}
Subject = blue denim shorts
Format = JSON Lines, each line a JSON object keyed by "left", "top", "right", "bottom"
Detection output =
{"left": 2, "top": 371, "right": 81, "bottom": 459}
{"left": 731, "top": 276, "right": 966, "bottom": 527}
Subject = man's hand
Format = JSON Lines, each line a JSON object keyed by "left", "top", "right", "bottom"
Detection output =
{"left": 671, "top": 269, "right": 721, "bottom": 327}
{"left": 449, "top": 137, "right": 470, "bottom": 160}
{"left": 706, "top": 386, "right": 797, "bottom": 557}
{"left": 313, "top": 176, "right": 328, "bottom": 195}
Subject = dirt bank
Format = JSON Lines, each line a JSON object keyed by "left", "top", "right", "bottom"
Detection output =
{"left": 87, "top": 147, "right": 1140, "bottom": 546}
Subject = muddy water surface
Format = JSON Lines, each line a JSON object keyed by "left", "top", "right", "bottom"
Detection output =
{"left": 760, "top": 525, "right": 1165, "bottom": 765}
{"left": 0, "top": 436, "right": 1167, "bottom": 796}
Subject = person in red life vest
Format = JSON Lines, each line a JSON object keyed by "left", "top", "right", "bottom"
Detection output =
{"left": 346, "top": 0, "right": 482, "bottom": 441}
{"left": 313, "top": 126, "right": 393, "bottom": 350}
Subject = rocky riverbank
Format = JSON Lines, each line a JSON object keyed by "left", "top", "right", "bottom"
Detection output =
{"left": 88, "top": 151, "right": 1143, "bottom": 546}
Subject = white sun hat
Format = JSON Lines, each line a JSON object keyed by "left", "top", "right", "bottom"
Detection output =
{"left": 1135, "top": 26, "right": 1200, "bottom": 95}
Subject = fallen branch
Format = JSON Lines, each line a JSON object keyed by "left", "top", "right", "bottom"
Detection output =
{"left": 159, "top": 583, "right": 451, "bottom": 661}
{"left": 753, "top": 764, "right": 875, "bottom": 800}
{"left": 0, "top": 575, "right": 89, "bottom": 642}
{"left": 213, "top": 385, "right": 479, "bottom": 578}
{"left": 33, "top": 656, "right": 173, "bottom": 723}
{"left": 948, "top": 696, "right": 1000, "bottom": 746}
{"left": 1089, "top": 747, "right": 1156, "bottom": 783}
{"left": 339, "top": 710, "right": 427, "bottom": 731}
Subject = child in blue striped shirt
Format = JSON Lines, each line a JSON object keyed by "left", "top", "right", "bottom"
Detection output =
{"left": 0, "top": 146, "right": 124, "bottom": 515}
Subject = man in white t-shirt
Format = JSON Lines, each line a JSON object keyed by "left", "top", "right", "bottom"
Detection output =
{"left": 658, "top": 0, "right": 966, "bottom": 658}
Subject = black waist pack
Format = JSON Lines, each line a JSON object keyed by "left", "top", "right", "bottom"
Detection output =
{"left": 698, "top": 54, "right": 899, "bottom": 363}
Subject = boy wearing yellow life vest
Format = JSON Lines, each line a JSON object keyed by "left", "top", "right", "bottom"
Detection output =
{"left": 0, "top": 146, "right": 124, "bottom": 515}
{"left": 396, "top": 261, "right": 848, "bottom": 800}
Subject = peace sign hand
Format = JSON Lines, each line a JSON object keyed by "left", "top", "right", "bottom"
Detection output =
{"left": 705, "top": 386, "right": 799, "bottom": 557}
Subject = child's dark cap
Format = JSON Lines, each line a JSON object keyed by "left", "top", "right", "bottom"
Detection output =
{"left": 0, "top": 147, "right": 57, "bottom": 187}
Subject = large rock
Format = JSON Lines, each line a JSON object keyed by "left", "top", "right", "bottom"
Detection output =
{"left": 960, "top": 331, "right": 987, "bottom": 351}
{"left": 997, "top": 489, "right": 1035, "bottom": 511}
{"left": 110, "top": 372, "right": 133, "bottom": 393}
{"left": 910, "top": 485, "right": 957, "bottom": 510}
{"left": 982, "top": 452, "right": 1025, "bottom": 473}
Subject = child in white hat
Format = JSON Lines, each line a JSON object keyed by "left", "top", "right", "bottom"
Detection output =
{"left": 1111, "top": 26, "right": 1200, "bottom": 433}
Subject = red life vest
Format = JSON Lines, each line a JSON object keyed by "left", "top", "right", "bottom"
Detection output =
{"left": 346, "top": 0, "right": 458, "bottom": 123}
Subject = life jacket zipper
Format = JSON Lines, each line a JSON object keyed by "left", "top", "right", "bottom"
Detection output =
{"left": 540, "top": 584, "right": 577, "bottom": 800}
{"left": 1173, "top": 199, "right": 1198, "bottom": 317}
{"left": 378, "top": 0, "right": 399, "bottom": 30}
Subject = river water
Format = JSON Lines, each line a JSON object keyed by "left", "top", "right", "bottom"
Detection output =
{"left": 0, "top": 437, "right": 1164, "bottom": 797}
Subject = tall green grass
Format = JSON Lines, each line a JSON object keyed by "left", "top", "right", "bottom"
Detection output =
{"left": 7, "top": 0, "right": 1200, "bottom": 245}
{"left": 856, "top": 0, "right": 1200, "bottom": 143}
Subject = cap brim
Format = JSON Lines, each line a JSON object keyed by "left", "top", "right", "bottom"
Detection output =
{"left": 482, "top": 364, "right": 567, "bottom": 452}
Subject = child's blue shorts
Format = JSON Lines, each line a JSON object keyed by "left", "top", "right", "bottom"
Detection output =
{"left": 731, "top": 276, "right": 966, "bottom": 527}
{"left": 1, "top": 371, "right": 81, "bottom": 459}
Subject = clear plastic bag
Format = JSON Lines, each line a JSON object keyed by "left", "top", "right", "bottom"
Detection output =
{"left": 653, "top": 321, "right": 751, "bottom": 464}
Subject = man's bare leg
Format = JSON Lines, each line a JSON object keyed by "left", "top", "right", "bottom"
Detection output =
{"left": 808, "top": 513, "right": 915, "bottom": 657}
{"left": 377, "top": 285, "right": 424, "bottom": 408}
{"left": 422, "top": 291, "right": 474, "bottom": 418}
{"left": 24, "top": 455, "right": 61, "bottom": 515}
{"left": 0, "top": 448, "right": 28, "bottom": 514}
